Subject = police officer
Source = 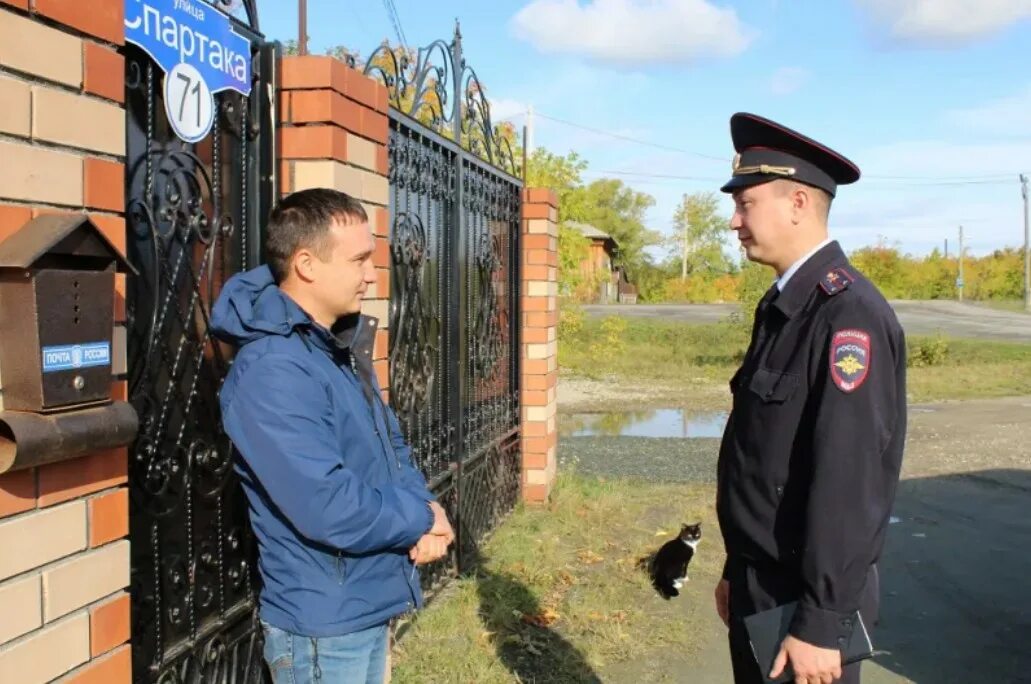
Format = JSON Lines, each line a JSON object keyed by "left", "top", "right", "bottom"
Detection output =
{"left": 713, "top": 113, "right": 907, "bottom": 684}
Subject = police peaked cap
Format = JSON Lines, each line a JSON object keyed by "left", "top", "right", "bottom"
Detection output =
{"left": 719, "top": 112, "right": 860, "bottom": 197}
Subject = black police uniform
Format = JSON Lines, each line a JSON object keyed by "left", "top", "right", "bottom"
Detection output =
{"left": 715, "top": 113, "right": 907, "bottom": 684}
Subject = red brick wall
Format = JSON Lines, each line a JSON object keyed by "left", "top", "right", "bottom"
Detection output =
{"left": 520, "top": 189, "right": 559, "bottom": 503}
{"left": 0, "top": 2, "right": 131, "bottom": 681}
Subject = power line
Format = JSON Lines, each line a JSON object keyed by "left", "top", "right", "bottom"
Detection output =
{"left": 534, "top": 111, "right": 728, "bottom": 162}
{"left": 382, "top": 0, "right": 408, "bottom": 51}
{"left": 581, "top": 168, "right": 1022, "bottom": 188}
{"left": 532, "top": 109, "right": 1021, "bottom": 182}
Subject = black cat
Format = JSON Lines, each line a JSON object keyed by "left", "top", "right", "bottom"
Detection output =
{"left": 651, "top": 522, "right": 702, "bottom": 599}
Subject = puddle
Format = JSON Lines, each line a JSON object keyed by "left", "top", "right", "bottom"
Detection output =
{"left": 560, "top": 409, "right": 729, "bottom": 439}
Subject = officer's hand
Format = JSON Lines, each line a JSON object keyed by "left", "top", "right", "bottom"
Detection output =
{"left": 409, "top": 533, "right": 450, "bottom": 565}
{"left": 769, "top": 634, "right": 842, "bottom": 683}
{"left": 428, "top": 500, "right": 455, "bottom": 543}
{"left": 714, "top": 579, "right": 730, "bottom": 627}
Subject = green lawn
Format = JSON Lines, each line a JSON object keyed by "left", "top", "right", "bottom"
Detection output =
{"left": 390, "top": 473, "right": 725, "bottom": 683}
{"left": 559, "top": 317, "right": 1031, "bottom": 404}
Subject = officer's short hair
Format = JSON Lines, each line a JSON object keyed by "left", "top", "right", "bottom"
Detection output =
{"left": 775, "top": 179, "right": 832, "bottom": 221}
{"left": 265, "top": 188, "right": 368, "bottom": 284}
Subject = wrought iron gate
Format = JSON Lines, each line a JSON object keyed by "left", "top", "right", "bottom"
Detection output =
{"left": 364, "top": 26, "right": 523, "bottom": 591}
{"left": 124, "top": 1, "right": 275, "bottom": 681}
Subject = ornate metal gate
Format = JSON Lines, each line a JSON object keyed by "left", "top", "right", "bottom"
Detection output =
{"left": 364, "top": 26, "right": 523, "bottom": 591}
{"left": 124, "top": 1, "right": 275, "bottom": 681}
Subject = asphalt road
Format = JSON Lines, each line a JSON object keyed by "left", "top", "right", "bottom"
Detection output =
{"left": 866, "top": 468, "right": 1031, "bottom": 683}
{"left": 584, "top": 301, "right": 1031, "bottom": 343}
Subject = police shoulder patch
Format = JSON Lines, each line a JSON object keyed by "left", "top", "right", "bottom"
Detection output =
{"left": 830, "top": 328, "right": 870, "bottom": 393}
{"left": 819, "top": 268, "right": 854, "bottom": 295}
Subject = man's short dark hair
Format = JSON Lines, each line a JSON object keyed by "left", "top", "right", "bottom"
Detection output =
{"left": 264, "top": 188, "right": 368, "bottom": 283}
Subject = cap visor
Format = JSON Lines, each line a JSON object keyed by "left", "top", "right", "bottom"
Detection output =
{"left": 719, "top": 174, "right": 774, "bottom": 194}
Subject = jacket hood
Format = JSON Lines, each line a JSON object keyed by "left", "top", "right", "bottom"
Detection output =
{"left": 211, "top": 265, "right": 372, "bottom": 352}
{"left": 211, "top": 265, "right": 306, "bottom": 346}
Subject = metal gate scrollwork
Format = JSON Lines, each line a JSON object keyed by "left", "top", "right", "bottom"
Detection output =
{"left": 125, "top": 1, "right": 275, "bottom": 681}
{"left": 366, "top": 23, "right": 523, "bottom": 594}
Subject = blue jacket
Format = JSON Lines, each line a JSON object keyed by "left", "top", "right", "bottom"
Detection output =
{"left": 211, "top": 265, "right": 434, "bottom": 637}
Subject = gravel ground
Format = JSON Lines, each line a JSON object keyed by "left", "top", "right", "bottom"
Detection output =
{"left": 557, "top": 374, "right": 732, "bottom": 412}
{"left": 559, "top": 436, "right": 721, "bottom": 484}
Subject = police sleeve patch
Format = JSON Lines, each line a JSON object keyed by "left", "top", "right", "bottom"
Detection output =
{"left": 830, "top": 329, "right": 870, "bottom": 392}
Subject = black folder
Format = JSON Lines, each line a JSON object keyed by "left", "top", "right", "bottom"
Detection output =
{"left": 743, "top": 602, "right": 874, "bottom": 683}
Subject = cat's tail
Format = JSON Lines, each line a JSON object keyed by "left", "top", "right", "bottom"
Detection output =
{"left": 635, "top": 553, "right": 656, "bottom": 573}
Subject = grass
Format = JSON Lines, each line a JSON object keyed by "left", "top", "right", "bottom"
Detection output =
{"left": 560, "top": 316, "right": 749, "bottom": 384}
{"left": 390, "top": 472, "right": 725, "bottom": 683}
{"left": 907, "top": 336, "right": 1031, "bottom": 401}
{"left": 560, "top": 317, "right": 1031, "bottom": 404}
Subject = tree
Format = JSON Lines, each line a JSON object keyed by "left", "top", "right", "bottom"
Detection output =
{"left": 525, "top": 149, "right": 587, "bottom": 213}
{"left": 525, "top": 149, "right": 662, "bottom": 299}
{"left": 577, "top": 178, "right": 661, "bottom": 284}
{"left": 670, "top": 191, "right": 733, "bottom": 279}
{"left": 525, "top": 150, "right": 595, "bottom": 299}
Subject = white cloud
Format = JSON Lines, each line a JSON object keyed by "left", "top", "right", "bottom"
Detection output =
{"left": 856, "top": 0, "right": 1031, "bottom": 45}
{"left": 769, "top": 67, "right": 809, "bottom": 96}
{"left": 944, "top": 84, "right": 1031, "bottom": 134}
{"left": 510, "top": 0, "right": 754, "bottom": 65}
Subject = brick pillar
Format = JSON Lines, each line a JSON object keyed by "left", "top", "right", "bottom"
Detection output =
{"left": 278, "top": 56, "right": 393, "bottom": 400}
{"left": 520, "top": 189, "right": 559, "bottom": 504}
{"left": 0, "top": 1, "right": 131, "bottom": 682}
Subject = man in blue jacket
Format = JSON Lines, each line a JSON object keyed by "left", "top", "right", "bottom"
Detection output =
{"left": 212, "top": 188, "right": 453, "bottom": 683}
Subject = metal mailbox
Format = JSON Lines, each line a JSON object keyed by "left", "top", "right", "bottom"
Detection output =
{"left": 0, "top": 214, "right": 135, "bottom": 412}
{"left": 0, "top": 214, "right": 139, "bottom": 474}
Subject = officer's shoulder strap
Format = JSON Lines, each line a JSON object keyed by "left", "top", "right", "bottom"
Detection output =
{"left": 817, "top": 267, "right": 854, "bottom": 296}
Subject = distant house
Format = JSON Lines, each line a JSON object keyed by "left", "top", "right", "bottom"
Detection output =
{"left": 566, "top": 221, "right": 637, "bottom": 304}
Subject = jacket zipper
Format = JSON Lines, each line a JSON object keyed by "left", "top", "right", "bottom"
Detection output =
{"left": 336, "top": 551, "right": 344, "bottom": 585}
{"left": 347, "top": 352, "right": 401, "bottom": 471}
{"left": 344, "top": 343, "right": 417, "bottom": 604}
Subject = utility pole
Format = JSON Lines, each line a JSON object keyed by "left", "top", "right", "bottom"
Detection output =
{"left": 525, "top": 105, "right": 535, "bottom": 156}
{"left": 1021, "top": 173, "right": 1029, "bottom": 312}
{"left": 298, "top": 0, "right": 308, "bottom": 55}
{"left": 957, "top": 225, "right": 964, "bottom": 302}
{"left": 521, "top": 124, "right": 528, "bottom": 183}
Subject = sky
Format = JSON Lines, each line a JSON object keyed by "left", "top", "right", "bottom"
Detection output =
{"left": 259, "top": 0, "right": 1031, "bottom": 259}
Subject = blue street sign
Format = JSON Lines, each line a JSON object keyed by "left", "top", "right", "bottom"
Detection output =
{"left": 125, "top": 0, "right": 252, "bottom": 142}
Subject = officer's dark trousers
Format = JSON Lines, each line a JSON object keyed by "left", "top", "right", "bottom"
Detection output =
{"left": 725, "top": 557, "right": 878, "bottom": 684}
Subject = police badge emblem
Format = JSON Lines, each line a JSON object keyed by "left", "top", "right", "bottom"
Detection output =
{"left": 830, "top": 329, "right": 870, "bottom": 392}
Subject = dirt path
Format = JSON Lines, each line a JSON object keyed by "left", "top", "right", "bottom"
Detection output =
{"left": 558, "top": 392, "right": 1031, "bottom": 683}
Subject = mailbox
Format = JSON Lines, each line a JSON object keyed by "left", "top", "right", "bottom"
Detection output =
{"left": 0, "top": 214, "right": 135, "bottom": 412}
{"left": 0, "top": 215, "right": 139, "bottom": 474}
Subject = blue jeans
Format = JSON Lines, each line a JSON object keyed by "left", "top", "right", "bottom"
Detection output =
{"left": 261, "top": 620, "right": 389, "bottom": 683}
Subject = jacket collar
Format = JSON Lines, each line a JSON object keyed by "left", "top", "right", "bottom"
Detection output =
{"left": 283, "top": 300, "right": 378, "bottom": 358}
{"left": 771, "top": 240, "right": 847, "bottom": 319}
